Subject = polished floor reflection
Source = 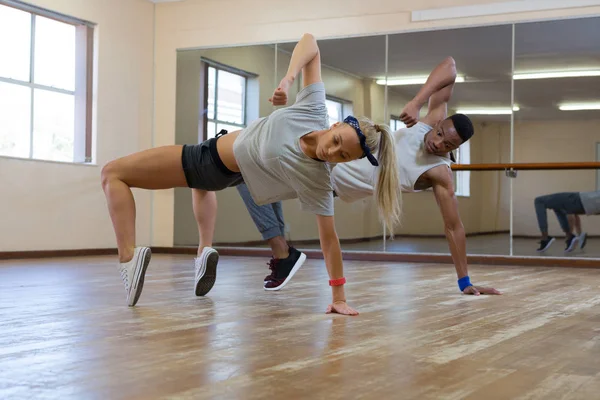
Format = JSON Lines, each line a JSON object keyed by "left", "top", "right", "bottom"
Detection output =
{"left": 2, "top": 255, "right": 600, "bottom": 399}
{"left": 282, "top": 235, "right": 598, "bottom": 257}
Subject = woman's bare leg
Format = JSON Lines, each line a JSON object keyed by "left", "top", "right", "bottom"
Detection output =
{"left": 192, "top": 189, "right": 217, "bottom": 256}
{"left": 101, "top": 145, "right": 188, "bottom": 262}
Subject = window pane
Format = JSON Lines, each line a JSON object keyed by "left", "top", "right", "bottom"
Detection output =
{"left": 459, "top": 140, "right": 470, "bottom": 164}
{"left": 0, "top": 5, "right": 31, "bottom": 81}
{"left": 342, "top": 103, "right": 353, "bottom": 120}
{"left": 34, "top": 16, "right": 76, "bottom": 91}
{"left": 206, "top": 121, "right": 216, "bottom": 140}
{"left": 326, "top": 99, "right": 342, "bottom": 125}
{"left": 216, "top": 70, "right": 244, "bottom": 124}
{"left": 0, "top": 82, "right": 31, "bottom": 157}
{"left": 207, "top": 67, "right": 215, "bottom": 120}
{"left": 32, "top": 89, "right": 74, "bottom": 162}
{"left": 216, "top": 123, "right": 243, "bottom": 135}
{"left": 390, "top": 119, "right": 405, "bottom": 131}
{"left": 456, "top": 140, "right": 470, "bottom": 196}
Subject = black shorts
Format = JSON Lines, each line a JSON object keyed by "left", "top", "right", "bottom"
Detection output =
{"left": 181, "top": 137, "right": 244, "bottom": 191}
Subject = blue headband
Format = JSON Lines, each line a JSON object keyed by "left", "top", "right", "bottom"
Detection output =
{"left": 343, "top": 116, "right": 379, "bottom": 167}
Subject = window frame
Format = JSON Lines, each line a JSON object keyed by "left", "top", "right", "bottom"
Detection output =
{"left": 201, "top": 58, "right": 256, "bottom": 141}
{"left": 454, "top": 139, "right": 471, "bottom": 197}
{"left": 596, "top": 142, "right": 600, "bottom": 191}
{"left": 389, "top": 115, "right": 406, "bottom": 131}
{"left": 325, "top": 94, "right": 353, "bottom": 125}
{"left": 0, "top": 0, "right": 94, "bottom": 164}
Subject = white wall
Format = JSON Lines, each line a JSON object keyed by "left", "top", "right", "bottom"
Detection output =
{"left": 3, "top": 0, "right": 600, "bottom": 251}
{"left": 0, "top": 0, "right": 155, "bottom": 251}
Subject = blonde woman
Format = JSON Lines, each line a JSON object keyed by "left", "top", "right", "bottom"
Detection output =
{"left": 101, "top": 33, "right": 401, "bottom": 315}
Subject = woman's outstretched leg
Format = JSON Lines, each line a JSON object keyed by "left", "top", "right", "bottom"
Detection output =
{"left": 101, "top": 145, "right": 188, "bottom": 306}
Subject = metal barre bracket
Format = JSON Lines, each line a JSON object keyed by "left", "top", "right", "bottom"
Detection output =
{"left": 505, "top": 168, "right": 518, "bottom": 178}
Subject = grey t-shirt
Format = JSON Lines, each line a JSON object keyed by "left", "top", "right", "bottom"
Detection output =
{"left": 580, "top": 191, "right": 600, "bottom": 215}
{"left": 232, "top": 82, "right": 334, "bottom": 216}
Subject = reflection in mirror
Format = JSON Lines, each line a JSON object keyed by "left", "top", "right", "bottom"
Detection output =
{"left": 272, "top": 35, "right": 388, "bottom": 252}
{"left": 173, "top": 44, "right": 278, "bottom": 248}
{"left": 384, "top": 25, "right": 513, "bottom": 256}
{"left": 512, "top": 16, "right": 600, "bottom": 258}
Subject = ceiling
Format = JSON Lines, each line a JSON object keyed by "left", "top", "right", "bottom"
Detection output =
{"left": 278, "top": 15, "right": 600, "bottom": 121}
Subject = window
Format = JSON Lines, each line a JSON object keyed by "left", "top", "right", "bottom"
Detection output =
{"left": 0, "top": 1, "right": 93, "bottom": 163}
{"left": 455, "top": 139, "right": 470, "bottom": 197}
{"left": 205, "top": 65, "right": 247, "bottom": 139}
{"left": 325, "top": 96, "right": 353, "bottom": 125}
{"left": 596, "top": 142, "right": 600, "bottom": 190}
{"left": 389, "top": 116, "right": 406, "bottom": 131}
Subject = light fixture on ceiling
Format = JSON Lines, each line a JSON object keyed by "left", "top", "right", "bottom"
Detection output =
{"left": 378, "top": 69, "right": 600, "bottom": 86}
{"left": 376, "top": 76, "right": 465, "bottom": 86}
{"left": 514, "top": 70, "right": 600, "bottom": 80}
{"left": 455, "top": 106, "right": 520, "bottom": 115}
{"left": 558, "top": 102, "right": 600, "bottom": 111}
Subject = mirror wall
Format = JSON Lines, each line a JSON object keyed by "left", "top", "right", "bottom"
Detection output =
{"left": 173, "top": 44, "right": 278, "bottom": 248}
{"left": 512, "top": 16, "right": 600, "bottom": 258}
{"left": 172, "top": 15, "right": 600, "bottom": 262}
{"left": 276, "top": 36, "right": 388, "bottom": 251}
{"left": 384, "top": 25, "right": 512, "bottom": 256}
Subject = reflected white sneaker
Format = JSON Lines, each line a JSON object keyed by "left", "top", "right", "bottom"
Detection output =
{"left": 579, "top": 232, "right": 588, "bottom": 249}
{"left": 119, "top": 246, "right": 151, "bottom": 307}
{"left": 195, "top": 247, "right": 219, "bottom": 296}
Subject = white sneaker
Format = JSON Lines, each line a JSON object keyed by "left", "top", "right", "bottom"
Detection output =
{"left": 194, "top": 247, "right": 219, "bottom": 296}
{"left": 118, "top": 246, "right": 151, "bottom": 307}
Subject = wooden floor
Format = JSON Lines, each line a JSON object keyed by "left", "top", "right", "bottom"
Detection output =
{"left": 2, "top": 254, "right": 600, "bottom": 399}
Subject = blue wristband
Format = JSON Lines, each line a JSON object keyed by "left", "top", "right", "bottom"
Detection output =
{"left": 458, "top": 276, "right": 472, "bottom": 291}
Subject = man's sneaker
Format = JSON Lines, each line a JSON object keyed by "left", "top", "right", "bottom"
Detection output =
{"left": 565, "top": 235, "right": 579, "bottom": 252}
{"left": 536, "top": 237, "right": 555, "bottom": 252}
{"left": 579, "top": 232, "right": 588, "bottom": 249}
{"left": 118, "top": 246, "right": 151, "bottom": 307}
{"left": 264, "top": 247, "right": 306, "bottom": 291}
{"left": 195, "top": 247, "right": 219, "bottom": 296}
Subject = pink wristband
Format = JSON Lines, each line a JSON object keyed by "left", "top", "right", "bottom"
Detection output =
{"left": 329, "top": 277, "right": 346, "bottom": 286}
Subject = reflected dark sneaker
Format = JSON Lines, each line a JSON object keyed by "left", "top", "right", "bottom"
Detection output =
{"left": 264, "top": 247, "right": 306, "bottom": 291}
{"left": 579, "top": 232, "right": 588, "bottom": 250}
{"left": 536, "top": 237, "right": 555, "bottom": 252}
{"left": 565, "top": 235, "right": 578, "bottom": 253}
{"left": 264, "top": 257, "right": 277, "bottom": 283}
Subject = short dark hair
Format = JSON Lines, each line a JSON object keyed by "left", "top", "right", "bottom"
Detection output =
{"left": 449, "top": 113, "right": 474, "bottom": 143}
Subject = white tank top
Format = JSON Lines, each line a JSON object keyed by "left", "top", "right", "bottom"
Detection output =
{"left": 330, "top": 122, "right": 452, "bottom": 202}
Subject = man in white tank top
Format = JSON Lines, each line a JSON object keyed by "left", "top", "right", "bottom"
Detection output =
{"left": 238, "top": 57, "right": 500, "bottom": 296}
{"left": 330, "top": 56, "right": 500, "bottom": 296}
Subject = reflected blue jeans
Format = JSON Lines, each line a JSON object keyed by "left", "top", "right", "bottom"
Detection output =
{"left": 236, "top": 183, "right": 285, "bottom": 240}
{"left": 534, "top": 192, "right": 584, "bottom": 234}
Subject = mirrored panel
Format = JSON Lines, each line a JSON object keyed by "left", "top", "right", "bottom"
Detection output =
{"left": 385, "top": 24, "right": 513, "bottom": 256}
{"left": 173, "top": 44, "right": 278, "bottom": 248}
{"left": 276, "top": 35, "right": 388, "bottom": 252}
{"left": 512, "top": 16, "right": 600, "bottom": 258}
